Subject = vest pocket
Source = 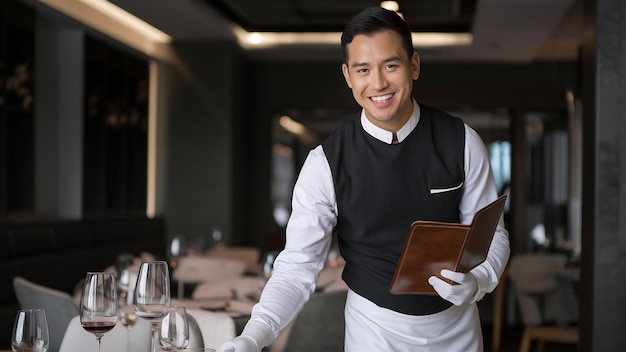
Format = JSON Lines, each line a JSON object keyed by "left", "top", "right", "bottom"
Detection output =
{"left": 427, "top": 182, "right": 464, "bottom": 221}
{"left": 429, "top": 181, "right": 463, "bottom": 194}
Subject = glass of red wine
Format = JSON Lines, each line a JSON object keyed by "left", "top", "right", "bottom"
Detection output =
{"left": 80, "top": 272, "right": 118, "bottom": 352}
{"left": 135, "top": 261, "right": 171, "bottom": 352}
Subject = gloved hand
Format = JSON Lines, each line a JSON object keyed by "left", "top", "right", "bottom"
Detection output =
{"left": 217, "top": 319, "right": 273, "bottom": 352}
{"left": 217, "top": 335, "right": 260, "bottom": 352}
{"left": 428, "top": 269, "right": 478, "bottom": 306}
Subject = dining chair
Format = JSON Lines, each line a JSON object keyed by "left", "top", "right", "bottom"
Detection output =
{"left": 186, "top": 313, "right": 207, "bottom": 349}
{"left": 186, "top": 308, "right": 236, "bottom": 349}
{"left": 518, "top": 325, "right": 579, "bottom": 352}
{"left": 173, "top": 256, "right": 246, "bottom": 299}
{"left": 192, "top": 276, "right": 264, "bottom": 301}
{"left": 206, "top": 246, "right": 261, "bottom": 274}
{"left": 316, "top": 263, "right": 348, "bottom": 292}
{"left": 282, "top": 290, "right": 347, "bottom": 352}
{"left": 508, "top": 254, "right": 579, "bottom": 352}
{"left": 13, "top": 276, "right": 80, "bottom": 352}
{"left": 491, "top": 269, "right": 509, "bottom": 352}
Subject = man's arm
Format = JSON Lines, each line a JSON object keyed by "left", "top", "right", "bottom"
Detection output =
{"left": 219, "top": 146, "right": 337, "bottom": 351}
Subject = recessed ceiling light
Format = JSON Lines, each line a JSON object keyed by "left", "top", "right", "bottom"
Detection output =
{"left": 380, "top": 1, "right": 400, "bottom": 12}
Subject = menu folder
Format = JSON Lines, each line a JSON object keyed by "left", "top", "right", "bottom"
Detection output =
{"left": 390, "top": 195, "right": 507, "bottom": 295}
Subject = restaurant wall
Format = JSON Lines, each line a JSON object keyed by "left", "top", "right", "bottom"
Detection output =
{"left": 162, "top": 40, "right": 247, "bottom": 249}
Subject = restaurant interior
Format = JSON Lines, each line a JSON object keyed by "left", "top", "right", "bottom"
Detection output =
{"left": 0, "top": 0, "right": 623, "bottom": 351}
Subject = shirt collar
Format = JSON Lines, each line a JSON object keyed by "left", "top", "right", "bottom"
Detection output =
{"left": 360, "top": 100, "right": 421, "bottom": 144}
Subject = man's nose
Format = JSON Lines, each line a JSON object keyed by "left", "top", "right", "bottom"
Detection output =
{"left": 371, "top": 70, "right": 389, "bottom": 90}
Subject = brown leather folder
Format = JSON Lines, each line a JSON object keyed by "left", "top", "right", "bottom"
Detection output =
{"left": 390, "top": 195, "right": 507, "bottom": 295}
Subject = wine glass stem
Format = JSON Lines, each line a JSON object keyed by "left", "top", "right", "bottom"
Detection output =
{"left": 97, "top": 334, "right": 103, "bottom": 352}
{"left": 151, "top": 322, "right": 159, "bottom": 352}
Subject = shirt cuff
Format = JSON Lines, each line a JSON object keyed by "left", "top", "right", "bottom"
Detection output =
{"left": 469, "top": 264, "right": 493, "bottom": 303}
{"left": 241, "top": 319, "right": 275, "bottom": 350}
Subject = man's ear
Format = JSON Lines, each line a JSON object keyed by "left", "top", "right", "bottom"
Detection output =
{"left": 411, "top": 52, "right": 421, "bottom": 81}
{"left": 342, "top": 63, "right": 353, "bottom": 88}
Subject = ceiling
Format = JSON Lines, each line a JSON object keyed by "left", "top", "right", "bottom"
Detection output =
{"left": 21, "top": 0, "right": 583, "bottom": 138}
{"left": 204, "top": 0, "right": 477, "bottom": 33}
{"left": 104, "top": 0, "right": 583, "bottom": 63}
{"left": 103, "top": 0, "right": 583, "bottom": 136}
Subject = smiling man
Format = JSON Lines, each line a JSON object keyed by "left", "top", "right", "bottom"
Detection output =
{"left": 341, "top": 28, "right": 419, "bottom": 136}
{"left": 218, "top": 7, "right": 510, "bottom": 352}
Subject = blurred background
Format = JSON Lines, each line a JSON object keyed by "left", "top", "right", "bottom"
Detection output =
{"left": 0, "top": 0, "right": 623, "bottom": 350}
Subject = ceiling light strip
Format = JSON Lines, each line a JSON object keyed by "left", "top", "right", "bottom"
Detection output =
{"left": 39, "top": 0, "right": 172, "bottom": 60}
{"left": 234, "top": 26, "right": 472, "bottom": 49}
{"left": 41, "top": 0, "right": 471, "bottom": 55}
{"left": 76, "top": 0, "right": 171, "bottom": 43}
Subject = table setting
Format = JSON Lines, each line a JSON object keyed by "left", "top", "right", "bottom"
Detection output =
{"left": 9, "top": 245, "right": 347, "bottom": 352}
{"left": 10, "top": 258, "right": 231, "bottom": 352}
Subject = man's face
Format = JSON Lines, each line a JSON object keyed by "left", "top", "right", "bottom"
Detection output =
{"left": 342, "top": 30, "right": 420, "bottom": 132}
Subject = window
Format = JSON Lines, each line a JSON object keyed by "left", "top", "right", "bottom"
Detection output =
{"left": 82, "top": 35, "right": 149, "bottom": 215}
{"left": 0, "top": 2, "right": 35, "bottom": 219}
{"left": 489, "top": 140, "right": 512, "bottom": 194}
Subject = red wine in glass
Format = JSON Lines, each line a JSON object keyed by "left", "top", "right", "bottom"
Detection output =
{"left": 81, "top": 321, "right": 117, "bottom": 335}
{"left": 80, "top": 272, "right": 118, "bottom": 352}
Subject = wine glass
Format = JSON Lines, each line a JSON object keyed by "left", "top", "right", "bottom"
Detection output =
{"left": 158, "top": 306, "right": 189, "bottom": 351}
{"left": 11, "top": 309, "right": 49, "bottom": 352}
{"left": 135, "top": 261, "right": 171, "bottom": 352}
{"left": 118, "top": 304, "right": 138, "bottom": 352}
{"left": 118, "top": 265, "right": 139, "bottom": 351}
{"left": 261, "top": 250, "right": 279, "bottom": 280}
{"left": 168, "top": 235, "right": 185, "bottom": 270}
{"left": 80, "top": 272, "right": 118, "bottom": 352}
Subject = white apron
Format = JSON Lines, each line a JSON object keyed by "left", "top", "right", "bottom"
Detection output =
{"left": 344, "top": 289, "right": 483, "bottom": 352}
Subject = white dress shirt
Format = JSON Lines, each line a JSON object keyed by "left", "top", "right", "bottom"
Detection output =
{"left": 246, "top": 101, "right": 510, "bottom": 349}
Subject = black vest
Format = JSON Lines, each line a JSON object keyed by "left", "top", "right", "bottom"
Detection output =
{"left": 322, "top": 105, "right": 465, "bottom": 315}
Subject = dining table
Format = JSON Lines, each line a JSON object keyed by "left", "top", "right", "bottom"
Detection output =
{"left": 172, "top": 296, "right": 255, "bottom": 335}
{"left": 68, "top": 252, "right": 348, "bottom": 351}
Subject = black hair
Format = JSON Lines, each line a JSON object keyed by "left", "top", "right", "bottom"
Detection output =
{"left": 340, "top": 7, "right": 414, "bottom": 63}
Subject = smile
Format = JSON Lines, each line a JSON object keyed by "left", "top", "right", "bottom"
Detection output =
{"left": 370, "top": 93, "right": 394, "bottom": 103}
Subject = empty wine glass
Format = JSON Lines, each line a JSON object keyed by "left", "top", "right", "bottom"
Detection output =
{"left": 80, "top": 272, "right": 118, "bottom": 352}
{"left": 11, "top": 309, "right": 49, "bottom": 352}
{"left": 118, "top": 304, "right": 138, "bottom": 352}
{"left": 117, "top": 265, "right": 139, "bottom": 351}
{"left": 261, "top": 250, "right": 279, "bottom": 280}
{"left": 159, "top": 306, "right": 189, "bottom": 351}
{"left": 135, "top": 261, "right": 171, "bottom": 352}
{"left": 168, "top": 235, "right": 185, "bottom": 270}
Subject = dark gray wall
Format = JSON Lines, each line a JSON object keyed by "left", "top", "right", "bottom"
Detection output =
{"left": 163, "top": 41, "right": 247, "bottom": 247}
{"left": 580, "top": 0, "right": 626, "bottom": 349}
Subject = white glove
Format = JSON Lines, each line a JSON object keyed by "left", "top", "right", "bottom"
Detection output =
{"left": 217, "top": 319, "right": 273, "bottom": 352}
{"left": 217, "top": 335, "right": 260, "bottom": 352}
{"left": 428, "top": 269, "right": 478, "bottom": 306}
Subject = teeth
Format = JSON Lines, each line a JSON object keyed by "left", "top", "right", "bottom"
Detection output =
{"left": 371, "top": 94, "right": 393, "bottom": 102}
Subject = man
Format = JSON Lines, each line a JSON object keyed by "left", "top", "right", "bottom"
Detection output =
{"left": 218, "top": 6, "right": 509, "bottom": 351}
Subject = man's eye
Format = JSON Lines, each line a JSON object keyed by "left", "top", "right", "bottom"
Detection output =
{"left": 357, "top": 68, "right": 368, "bottom": 74}
{"left": 385, "top": 64, "right": 397, "bottom": 70}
